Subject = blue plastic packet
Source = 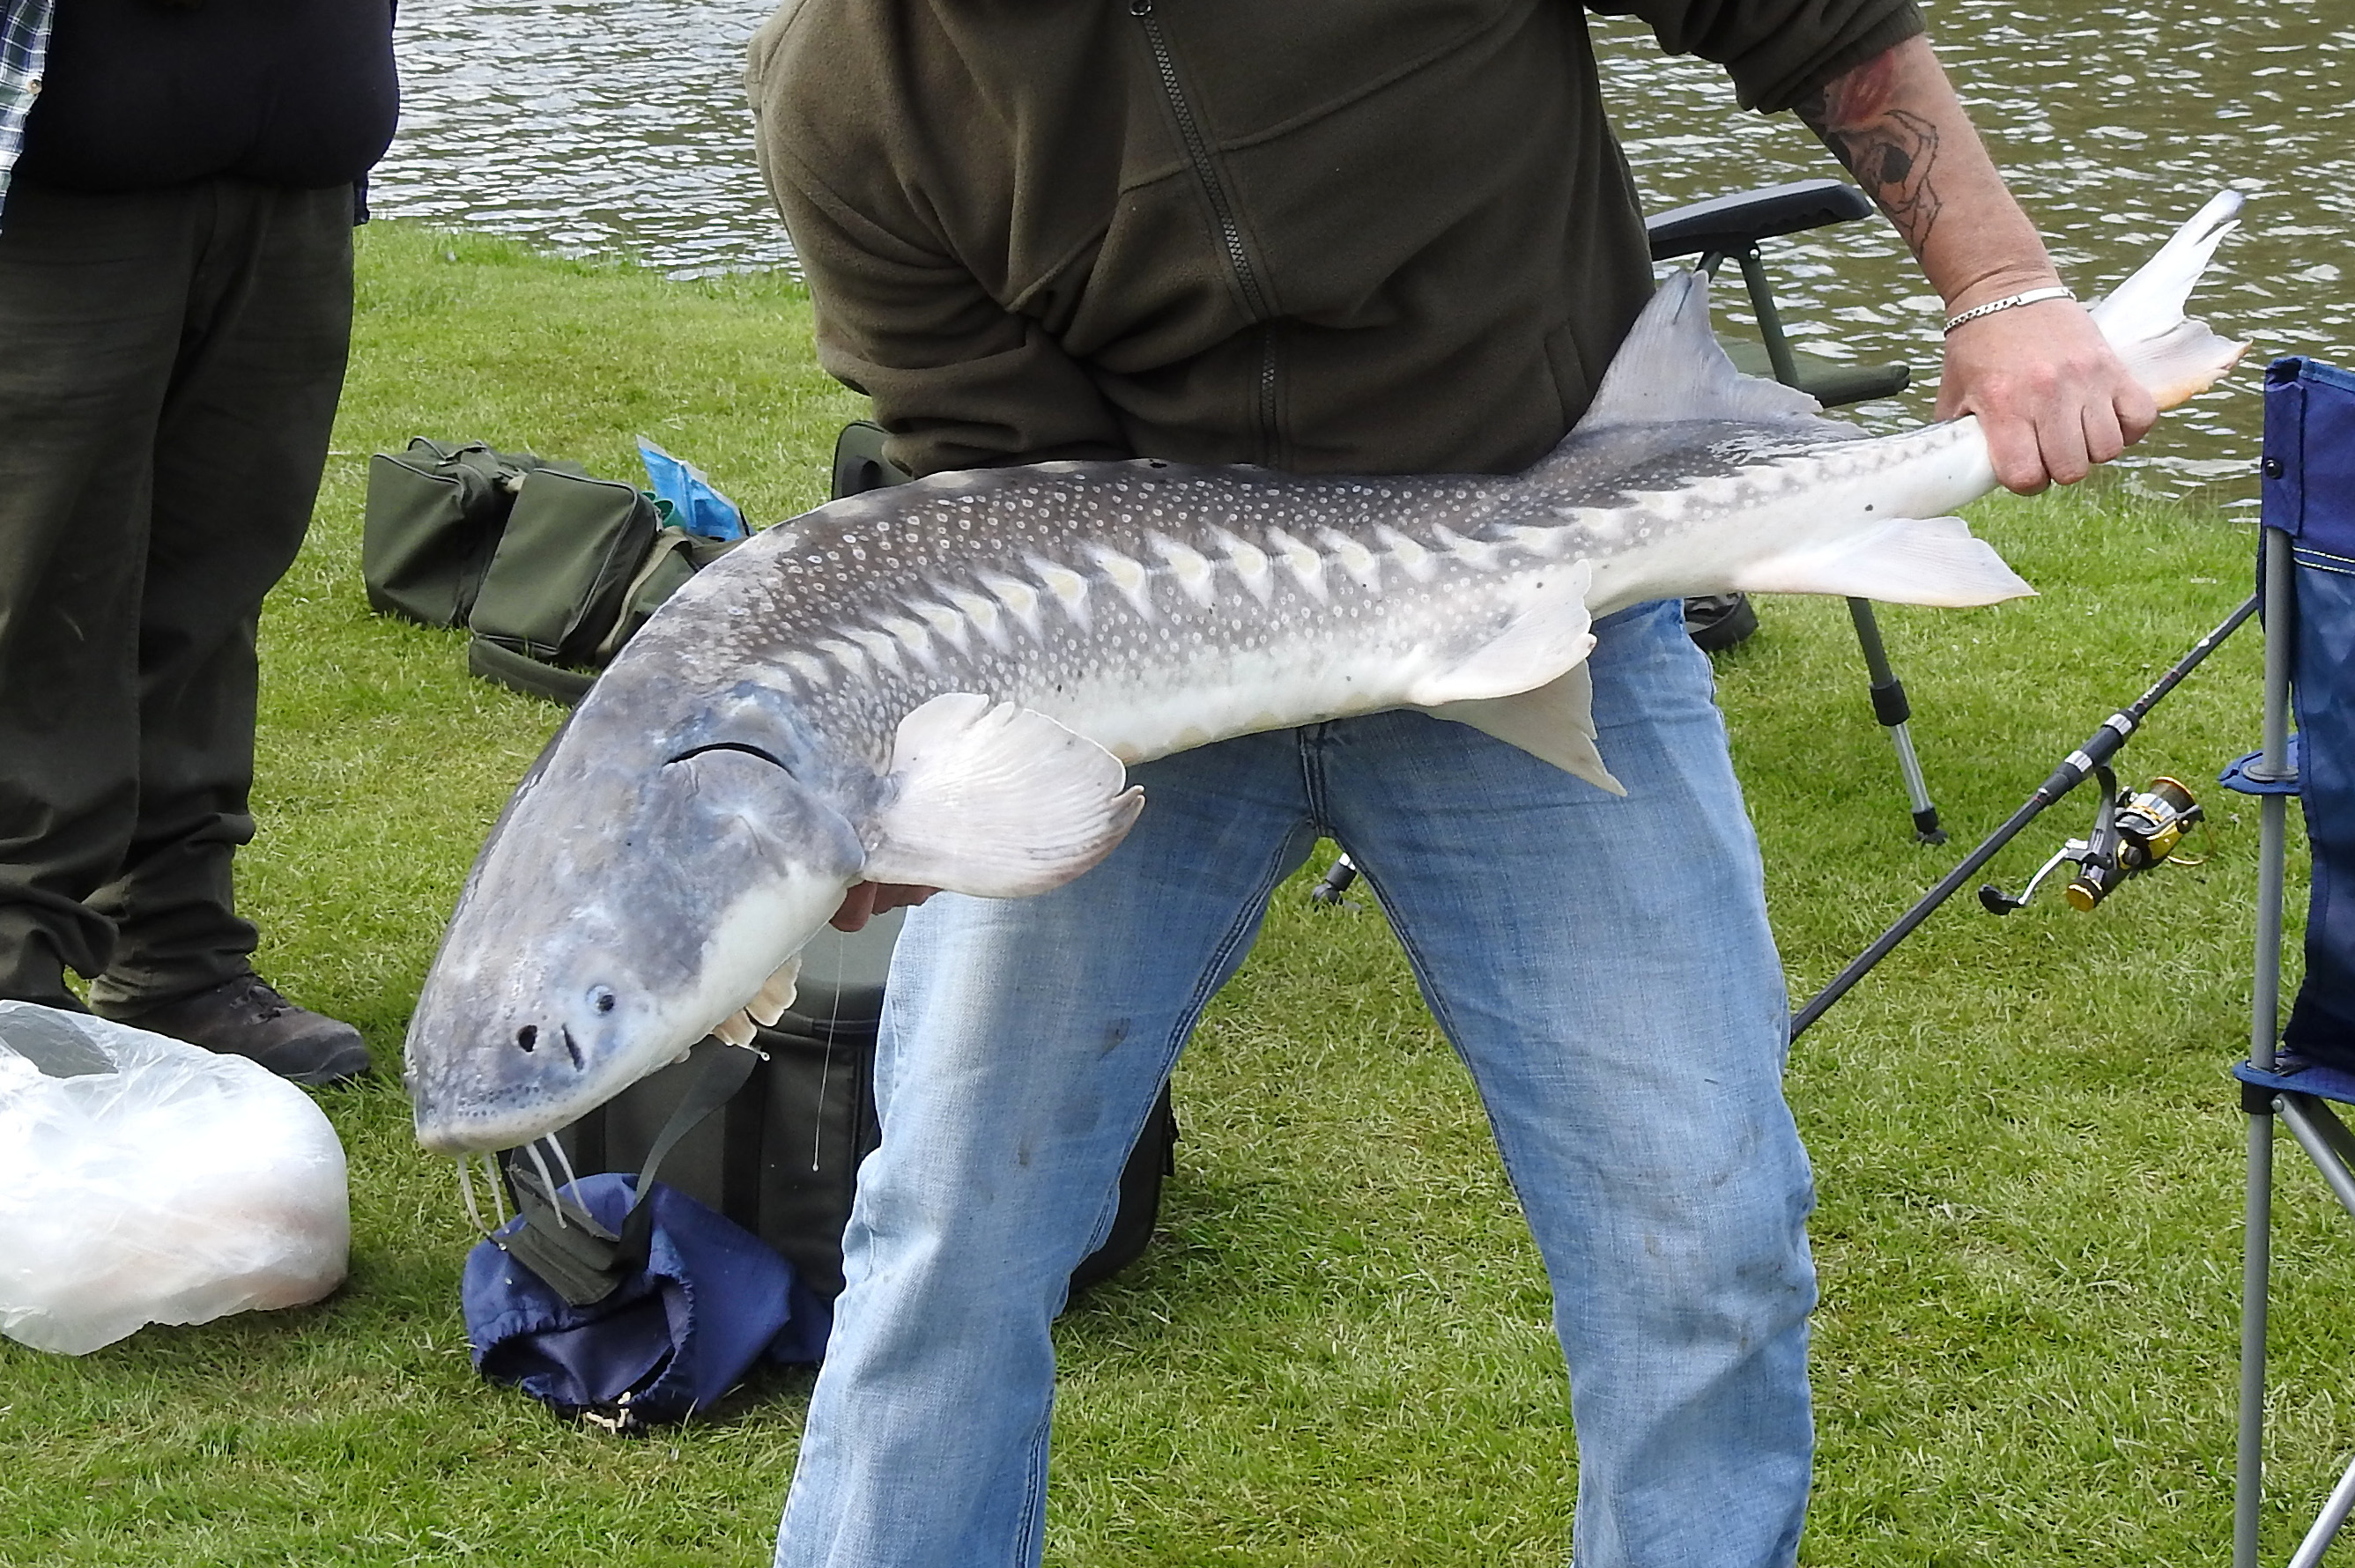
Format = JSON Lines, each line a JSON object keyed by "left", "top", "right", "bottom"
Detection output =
{"left": 636, "top": 437, "right": 750, "bottom": 542}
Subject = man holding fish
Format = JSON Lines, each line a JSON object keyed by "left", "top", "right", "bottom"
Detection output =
{"left": 740, "top": 4, "right": 2144, "bottom": 1562}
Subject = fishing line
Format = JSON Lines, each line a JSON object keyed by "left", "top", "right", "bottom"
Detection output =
{"left": 523, "top": 1139, "right": 566, "bottom": 1229}
{"left": 813, "top": 933, "right": 847, "bottom": 1172}
{"left": 456, "top": 1157, "right": 490, "bottom": 1236}
{"left": 544, "top": 1133, "right": 581, "bottom": 1204}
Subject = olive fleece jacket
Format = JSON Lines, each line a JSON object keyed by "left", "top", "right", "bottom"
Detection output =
{"left": 747, "top": 0, "right": 1922, "bottom": 480}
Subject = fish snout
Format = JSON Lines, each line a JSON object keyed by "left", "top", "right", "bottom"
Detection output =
{"left": 405, "top": 973, "right": 632, "bottom": 1154}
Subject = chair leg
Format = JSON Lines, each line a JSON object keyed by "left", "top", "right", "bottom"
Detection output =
{"left": 2287, "top": 1453, "right": 2355, "bottom": 1568}
{"left": 2242, "top": 538, "right": 2299, "bottom": 1568}
{"left": 1845, "top": 598, "right": 1945, "bottom": 844}
{"left": 2238, "top": 1103, "right": 2275, "bottom": 1568}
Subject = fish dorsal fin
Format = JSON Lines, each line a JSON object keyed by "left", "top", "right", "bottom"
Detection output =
{"left": 1566, "top": 270, "right": 1852, "bottom": 439}
{"left": 863, "top": 693, "right": 1144, "bottom": 898}
{"left": 1429, "top": 662, "right": 1625, "bottom": 795}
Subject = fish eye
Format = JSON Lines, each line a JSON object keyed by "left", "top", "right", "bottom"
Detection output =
{"left": 515, "top": 1025, "right": 537, "bottom": 1053}
{"left": 590, "top": 987, "right": 618, "bottom": 1015}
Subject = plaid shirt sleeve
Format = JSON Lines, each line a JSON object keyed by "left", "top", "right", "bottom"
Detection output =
{"left": 0, "top": 0, "right": 56, "bottom": 226}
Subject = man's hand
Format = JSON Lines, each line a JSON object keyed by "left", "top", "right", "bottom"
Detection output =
{"left": 1796, "top": 33, "right": 2155, "bottom": 493}
{"left": 831, "top": 880, "right": 938, "bottom": 932}
{"left": 1937, "top": 295, "right": 2156, "bottom": 493}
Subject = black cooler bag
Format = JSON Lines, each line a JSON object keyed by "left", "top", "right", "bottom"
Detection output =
{"left": 556, "top": 908, "right": 1176, "bottom": 1303}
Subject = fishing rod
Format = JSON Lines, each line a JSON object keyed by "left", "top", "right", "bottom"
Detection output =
{"left": 1788, "top": 592, "right": 2257, "bottom": 1039}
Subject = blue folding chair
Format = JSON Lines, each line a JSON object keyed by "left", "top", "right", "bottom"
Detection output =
{"left": 2226, "top": 356, "right": 2355, "bottom": 1568}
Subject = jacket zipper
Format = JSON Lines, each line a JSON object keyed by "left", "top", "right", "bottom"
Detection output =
{"left": 1129, "top": 0, "right": 1281, "bottom": 463}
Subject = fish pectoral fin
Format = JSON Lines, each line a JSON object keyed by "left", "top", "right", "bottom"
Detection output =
{"left": 1429, "top": 662, "right": 1626, "bottom": 795}
{"left": 1403, "top": 560, "right": 1597, "bottom": 707}
{"left": 1729, "top": 516, "right": 2036, "bottom": 607}
{"left": 863, "top": 692, "right": 1145, "bottom": 899}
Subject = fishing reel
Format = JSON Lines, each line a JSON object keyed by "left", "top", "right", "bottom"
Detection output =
{"left": 1979, "top": 769, "right": 2204, "bottom": 915}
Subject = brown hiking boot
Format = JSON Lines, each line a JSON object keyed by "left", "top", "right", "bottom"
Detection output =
{"left": 96, "top": 973, "right": 372, "bottom": 1087}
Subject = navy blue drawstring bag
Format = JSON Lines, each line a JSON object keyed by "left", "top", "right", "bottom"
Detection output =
{"left": 462, "top": 1172, "right": 832, "bottom": 1429}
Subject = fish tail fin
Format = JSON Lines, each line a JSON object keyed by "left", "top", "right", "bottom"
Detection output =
{"left": 2089, "top": 190, "right": 2249, "bottom": 410}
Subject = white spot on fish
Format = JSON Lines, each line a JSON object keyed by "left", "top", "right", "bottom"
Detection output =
{"left": 1150, "top": 535, "right": 1217, "bottom": 607}
{"left": 1029, "top": 558, "right": 1092, "bottom": 628}
{"left": 1266, "top": 528, "right": 1327, "bottom": 600}
{"left": 947, "top": 588, "right": 1007, "bottom": 648}
{"left": 1319, "top": 529, "right": 1382, "bottom": 588}
{"left": 1376, "top": 526, "right": 1435, "bottom": 582}
{"left": 981, "top": 573, "right": 1043, "bottom": 638}
{"left": 846, "top": 625, "right": 905, "bottom": 674}
{"left": 816, "top": 638, "right": 868, "bottom": 677}
{"left": 913, "top": 597, "right": 970, "bottom": 652}
{"left": 1088, "top": 545, "right": 1157, "bottom": 619}
{"left": 878, "top": 614, "right": 937, "bottom": 669}
{"left": 1213, "top": 529, "right": 1275, "bottom": 604}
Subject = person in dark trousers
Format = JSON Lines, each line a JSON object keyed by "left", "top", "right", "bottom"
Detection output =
{"left": 748, "top": 2, "right": 2148, "bottom": 1562}
{"left": 0, "top": 0, "right": 399, "bottom": 1084}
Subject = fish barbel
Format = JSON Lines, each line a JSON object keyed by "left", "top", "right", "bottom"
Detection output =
{"left": 406, "top": 191, "right": 2245, "bottom": 1154}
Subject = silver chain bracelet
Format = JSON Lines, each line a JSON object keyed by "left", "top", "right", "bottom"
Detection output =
{"left": 1942, "top": 285, "right": 2077, "bottom": 336}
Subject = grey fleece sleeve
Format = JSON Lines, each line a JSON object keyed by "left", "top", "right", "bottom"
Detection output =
{"left": 1590, "top": 0, "right": 1926, "bottom": 111}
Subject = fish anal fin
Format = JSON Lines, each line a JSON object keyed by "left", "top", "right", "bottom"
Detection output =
{"left": 1730, "top": 516, "right": 2036, "bottom": 607}
{"left": 863, "top": 693, "right": 1144, "bottom": 898}
{"left": 1432, "top": 663, "right": 1625, "bottom": 795}
{"left": 1403, "top": 562, "right": 1596, "bottom": 707}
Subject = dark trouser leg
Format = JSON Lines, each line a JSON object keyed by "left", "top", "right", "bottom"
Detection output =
{"left": 0, "top": 178, "right": 353, "bottom": 1009}
{"left": 87, "top": 180, "right": 355, "bottom": 1008}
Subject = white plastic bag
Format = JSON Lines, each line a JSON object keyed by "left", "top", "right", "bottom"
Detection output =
{"left": 0, "top": 1000, "right": 350, "bottom": 1355}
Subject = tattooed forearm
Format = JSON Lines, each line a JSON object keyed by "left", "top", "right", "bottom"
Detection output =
{"left": 1796, "top": 51, "right": 1944, "bottom": 257}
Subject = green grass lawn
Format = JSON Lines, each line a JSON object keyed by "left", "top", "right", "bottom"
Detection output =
{"left": 4, "top": 223, "right": 2349, "bottom": 1567}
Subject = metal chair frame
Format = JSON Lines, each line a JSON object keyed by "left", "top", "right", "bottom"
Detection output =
{"left": 2233, "top": 529, "right": 2355, "bottom": 1568}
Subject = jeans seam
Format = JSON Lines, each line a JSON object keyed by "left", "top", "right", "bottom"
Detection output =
{"left": 1007, "top": 1401, "right": 1052, "bottom": 1567}
{"left": 1352, "top": 859, "right": 1546, "bottom": 1211}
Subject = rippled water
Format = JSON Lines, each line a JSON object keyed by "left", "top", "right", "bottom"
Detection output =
{"left": 375, "top": 0, "right": 2353, "bottom": 500}
{"left": 1596, "top": 0, "right": 2355, "bottom": 503}
{"left": 370, "top": 0, "right": 789, "bottom": 276}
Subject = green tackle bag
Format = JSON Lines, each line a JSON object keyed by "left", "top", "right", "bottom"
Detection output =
{"left": 362, "top": 440, "right": 744, "bottom": 706}
{"left": 360, "top": 439, "right": 586, "bottom": 628}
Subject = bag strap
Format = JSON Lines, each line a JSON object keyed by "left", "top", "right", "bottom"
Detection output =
{"left": 495, "top": 1039, "right": 763, "bottom": 1305}
{"left": 465, "top": 634, "right": 595, "bottom": 706}
{"left": 590, "top": 527, "right": 702, "bottom": 666}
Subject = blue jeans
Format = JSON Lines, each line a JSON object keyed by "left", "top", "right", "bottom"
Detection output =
{"left": 775, "top": 599, "right": 1816, "bottom": 1567}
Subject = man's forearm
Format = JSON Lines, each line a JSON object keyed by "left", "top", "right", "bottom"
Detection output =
{"left": 1794, "top": 34, "right": 2058, "bottom": 319}
{"left": 1792, "top": 33, "right": 2155, "bottom": 493}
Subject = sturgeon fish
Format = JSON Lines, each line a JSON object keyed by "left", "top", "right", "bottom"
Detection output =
{"left": 406, "top": 191, "right": 2246, "bottom": 1154}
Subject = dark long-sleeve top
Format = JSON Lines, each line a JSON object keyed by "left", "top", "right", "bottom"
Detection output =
{"left": 14, "top": 0, "right": 397, "bottom": 196}
{"left": 747, "top": 0, "right": 1922, "bottom": 480}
